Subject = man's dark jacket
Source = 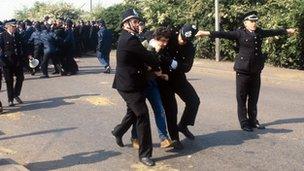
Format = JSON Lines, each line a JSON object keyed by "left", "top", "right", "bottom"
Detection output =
{"left": 0, "top": 31, "right": 24, "bottom": 67}
{"left": 112, "top": 30, "right": 160, "bottom": 92}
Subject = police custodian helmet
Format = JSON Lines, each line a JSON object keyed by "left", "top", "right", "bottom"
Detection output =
{"left": 180, "top": 24, "right": 198, "bottom": 41}
{"left": 121, "top": 9, "right": 141, "bottom": 24}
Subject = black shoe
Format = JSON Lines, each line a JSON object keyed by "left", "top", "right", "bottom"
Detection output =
{"left": 104, "top": 66, "right": 111, "bottom": 74}
{"left": 171, "top": 140, "right": 184, "bottom": 150}
{"left": 178, "top": 126, "right": 195, "bottom": 140}
{"left": 139, "top": 157, "right": 155, "bottom": 166}
{"left": 8, "top": 101, "right": 14, "bottom": 107}
{"left": 241, "top": 125, "right": 253, "bottom": 132}
{"left": 14, "top": 96, "right": 23, "bottom": 104}
{"left": 40, "top": 75, "right": 49, "bottom": 78}
{"left": 252, "top": 123, "right": 265, "bottom": 129}
{"left": 111, "top": 130, "right": 124, "bottom": 147}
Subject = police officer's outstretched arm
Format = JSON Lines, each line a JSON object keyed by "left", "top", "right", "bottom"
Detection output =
{"left": 261, "top": 28, "right": 296, "bottom": 38}
{"left": 196, "top": 30, "right": 240, "bottom": 40}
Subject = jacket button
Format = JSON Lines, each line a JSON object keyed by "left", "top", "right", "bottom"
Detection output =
{"left": 241, "top": 57, "right": 243, "bottom": 59}
{"left": 255, "top": 53, "right": 258, "bottom": 55}
{"left": 254, "top": 37, "right": 257, "bottom": 39}
{"left": 255, "top": 42, "right": 258, "bottom": 44}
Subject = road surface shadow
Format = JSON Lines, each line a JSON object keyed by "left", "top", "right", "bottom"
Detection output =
{"left": 154, "top": 127, "right": 292, "bottom": 161}
{"left": 25, "top": 150, "right": 121, "bottom": 171}
{"left": 0, "top": 127, "right": 77, "bottom": 141}
{"left": 263, "top": 117, "right": 304, "bottom": 126}
{"left": 0, "top": 130, "right": 4, "bottom": 136}
{"left": 1, "top": 93, "right": 99, "bottom": 114}
{"left": 77, "top": 68, "right": 116, "bottom": 75}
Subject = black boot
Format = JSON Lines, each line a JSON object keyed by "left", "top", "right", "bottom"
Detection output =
{"left": 139, "top": 157, "right": 155, "bottom": 166}
{"left": 178, "top": 125, "right": 195, "bottom": 140}
{"left": 111, "top": 130, "right": 124, "bottom": 147}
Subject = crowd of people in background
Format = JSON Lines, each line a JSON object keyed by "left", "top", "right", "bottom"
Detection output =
{"left": 0, "top": 16, "right": 113, "bottom": 112}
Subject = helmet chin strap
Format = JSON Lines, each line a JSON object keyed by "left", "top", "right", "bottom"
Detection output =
{"left": 127, "top": 20, "right": 139, "bottom": 34}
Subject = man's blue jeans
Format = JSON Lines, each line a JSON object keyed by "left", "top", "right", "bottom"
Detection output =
{"left": 96, "top": 51, "right": 109, "bottom": 67}
{"left": 131, "top": 79, "right": 169, "bottom": 141}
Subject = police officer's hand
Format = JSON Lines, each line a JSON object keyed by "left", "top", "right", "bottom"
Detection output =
{"left": 195, "top": 30, "right": 211, "bottom": 37}
{"left": 286, "top": 28, "right": 297, "bottom": 35}
{"left": 170, "top": 59, "right": 178, "bottom": 70}
{"left": 28, "top": 55, "right": 33, "bottom": 60}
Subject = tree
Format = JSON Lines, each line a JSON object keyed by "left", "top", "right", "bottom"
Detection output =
{"left": 15, "top": 2, "right": 83, "bottom": 21}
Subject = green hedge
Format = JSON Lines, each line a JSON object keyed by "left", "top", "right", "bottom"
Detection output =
{"left": 15, "top": 0, "right": 304, "bottom": 69}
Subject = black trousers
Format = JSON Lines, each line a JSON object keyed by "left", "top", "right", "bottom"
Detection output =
{"left": 42, "top": 52, "right": 63, "bottom": 75}
{"left": 33, "top": 45, "right": 44, "bottom": 68}
{"left": 236, "top": 72, "right": 261, "bottom": 127}
{"left": 112, "top": 90, "right": 153, "bottom": 158}
{"left": 157, "top": 75, "right": 200, "bottom": 141}
{"left": 3, "top": 66, "right": 24, "bottom": 102}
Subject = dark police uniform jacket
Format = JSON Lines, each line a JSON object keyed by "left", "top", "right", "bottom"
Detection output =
{"left": 211, "top": 28, "right": 287, "bottom": 74}
{"left": 112, "top": 30, "right": 160, "bottom": 92}
{"left": 0, "top": 31, "right": 24, "bottom": 67}
{"left": 161, "top": 31, "right": 196, "bottom": 80}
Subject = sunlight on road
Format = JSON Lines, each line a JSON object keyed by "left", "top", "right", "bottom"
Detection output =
{"left": 84, "top": 96, "right": 114, "bottom": 106}
{"left": 0, "top": 112, "right": 24, "bottom": 121}
{"left": 0, "top": 147, "right": 16, "bottom": 155}
{"left": 64, "top": 96, "right": 114, "bottom": 106}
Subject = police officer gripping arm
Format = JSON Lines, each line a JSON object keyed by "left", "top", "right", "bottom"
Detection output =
{"left": 196, "top": 11, "right": 296, "bottom": 131}
{"left": 111, "top": 9, "right": 161, "bottom": 166}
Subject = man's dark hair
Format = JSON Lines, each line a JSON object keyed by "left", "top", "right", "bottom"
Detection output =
{"left": 152, "top": 27, "right": 171, "bottom": 40}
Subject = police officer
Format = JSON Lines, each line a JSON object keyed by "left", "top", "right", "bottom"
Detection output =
{"left": 196, "top": 11, "right": 296, "bottom": 131}
{"left": 62, "top": 19, "right": 78, "bottom": 75}
{"left": 53, "top": 18, "right": 66, "bottom": 75}
{"left": 0, "top": 19, "right": 25, "bottom": 106}
{"left": 157, "top": 24, "right": 200, "bottom": 149}
{"left": 111, "top": 9, "right": 161, "bottom": 166}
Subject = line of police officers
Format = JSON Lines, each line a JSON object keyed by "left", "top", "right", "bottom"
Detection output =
{"left": 111, "top": 9, "right": 296, "bottom": 166}
{"left": 0, "top": 18, "right": 84, "bottom": 108}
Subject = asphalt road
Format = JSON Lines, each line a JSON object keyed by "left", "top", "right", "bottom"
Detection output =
{"left": 0, "top": 51, "right": 303, "bottom": 171}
